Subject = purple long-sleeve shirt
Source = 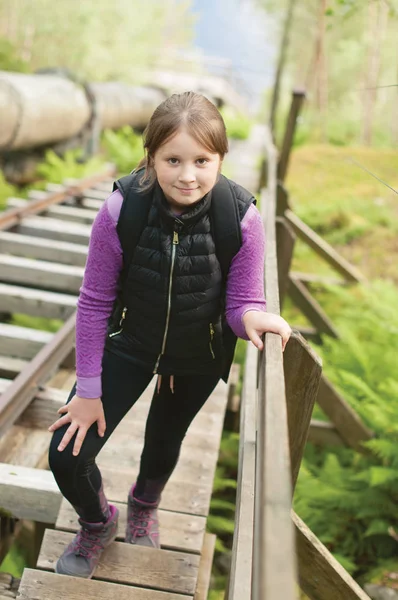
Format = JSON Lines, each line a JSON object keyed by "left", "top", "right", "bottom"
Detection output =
{"left": 76, "top": 190, "right": 266, "bottom": 398}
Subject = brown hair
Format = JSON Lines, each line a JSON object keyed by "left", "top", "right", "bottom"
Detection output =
{"left": 135, "top": 91, "right": 229, "bottom": 190}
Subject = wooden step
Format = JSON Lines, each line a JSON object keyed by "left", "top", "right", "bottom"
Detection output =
{"left": 56, "top": 498, "right": 206, "bottom": 554}
{"left": 37, "top": 529, "right": 199, "bottom": 595}
{"left": 0, "top": 231, "right": 88, "bottom": 266}
{"left": 19, "top": 568, "right": 192, "bottom": 600}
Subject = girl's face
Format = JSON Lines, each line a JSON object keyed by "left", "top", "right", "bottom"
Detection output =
{"left": 152, "top": 127, "right": 222, "bottom": 212}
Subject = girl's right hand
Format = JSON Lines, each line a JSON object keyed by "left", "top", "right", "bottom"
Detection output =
{"left": 48, "top": 395, "right": 106, "bottom": 457}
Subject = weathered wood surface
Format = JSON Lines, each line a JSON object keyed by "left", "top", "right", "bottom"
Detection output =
{"left": 227, "top": 342, "right": 257, "bottom": 600}
{"left": 0, "top": 284, "right": 76, "bottom": 321}
{"left": 276, "top": 217, "right": 296, "bottom": 308}
{"left": 0, "top": 324, "right": 52, "bottom": 360}
{"left": 284, "top": 332, "right": 322, "bottom": 490}
{"left": 308, "top": 419, "right": 345, "bottom": 447}
{"left": 0, "top": 231, "right": 88, "bottom": 266}
{"left": 284, "top": 209, "right": 365, "bottom": 283}
{"left": 317, "top": 375, "right": 374, "bottom": 452}
{"left": 0, "top": 254, "right": 83, "bottom": 294}
{"left": 7, "top": 197, "right": 97, "bottom": 224}
{"left": 37, "top": 530, "right": 199, "bottom": 595}
{"left": 194, "top": 533, "right": 216, "bottom": 600}
{"left": 57, "top": 498, "right": 206, "bottom": 554}
{"left": 288, "top": 275, "right": 339, "bottom": 338}
{"left": 18, "top": 568, "right": 192, "bottom": 600}
{"left": 294, "top": 511, "right": 371, "bottom": 600}
{"left": 16, "top": 216, "right": 91, "bottom": 244}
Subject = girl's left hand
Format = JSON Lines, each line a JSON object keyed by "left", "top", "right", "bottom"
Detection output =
{"left": 242, "top": 310, "right": 292, "bottom": 352}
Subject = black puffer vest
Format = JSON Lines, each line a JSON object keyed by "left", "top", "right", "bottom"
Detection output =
{"left": 105, "top": 173, "right": 255, "bottom": 381}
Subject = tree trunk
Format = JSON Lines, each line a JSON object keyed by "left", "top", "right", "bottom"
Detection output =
{"left": 269, "top": 0, "right": 298, "bottom": 139}
{"left": 362, "top": 0, "right": 389, "bottom": 145}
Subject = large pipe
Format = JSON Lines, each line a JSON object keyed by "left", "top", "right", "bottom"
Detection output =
{"left": 0, "top": 71, "right": 166, "bottom": 152}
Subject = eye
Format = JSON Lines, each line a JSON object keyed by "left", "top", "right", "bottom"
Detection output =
{"left": 197, "top": 158, "right": 208, "bottom": 165}
{"left": 167, "top": 158, "right": 179, "bottom": 165}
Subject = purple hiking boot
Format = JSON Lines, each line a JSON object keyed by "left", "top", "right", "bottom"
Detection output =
{"left": 125, "top": 486, "right": 160, "bottom": 549}
{"left": 55, "top": 504, "right": 119, "bottom": 578}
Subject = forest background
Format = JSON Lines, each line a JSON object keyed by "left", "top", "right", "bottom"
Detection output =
{"left": 1, "top": 0, "right": 398, "bottom": 597}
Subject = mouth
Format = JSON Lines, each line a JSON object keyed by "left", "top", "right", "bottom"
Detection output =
{"left": 177, "top": 187, "right": 199, "bottom": 192}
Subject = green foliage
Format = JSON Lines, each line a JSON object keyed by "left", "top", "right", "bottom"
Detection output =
{"left": 101, "top": 127, "right": 144, "bottom": 176}
{"left": 220, "top": 106, "right": 253, "bottom": 140}
{"left": 0, "top": 543, "right": 26, "bottom": 578}
{"left": 0, "top": 38, "right": 28, "bottom": 72}
{"left": 11, "top": 314, "right": 63, "bottom": 333}
{"left": 34, "top": 149, "right": 106, "bottom": 188}
{"left": 0, "top": 171, "right": 17, "bottom": 211}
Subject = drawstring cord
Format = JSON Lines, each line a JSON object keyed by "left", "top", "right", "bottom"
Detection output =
{"left": 156, "top": 374, "right": 174, "bottom": 394}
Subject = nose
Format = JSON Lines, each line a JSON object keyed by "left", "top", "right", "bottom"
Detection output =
{"left": 178, "top": 165, "right": 196, "bottom": 184}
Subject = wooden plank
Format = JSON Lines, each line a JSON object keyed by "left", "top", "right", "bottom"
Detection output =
{"left": 0, "top": 463, "right": 61, "bottom": 524}
{"left": 291, "top": 326, "right": 321, "bottom": 343}
{"left": 308, "top": 419, "right": 345, "bottom": 447}
{"left": 290, "top": 271, "right": 347, "bottom": 286}
{"left": 285, "top": 209, "right": 366, "bottom": 283}
{"left": 0, "top": 254, "right": 83, "bottom": 294}
{"left": 0, "top": 283, "right": 76, "bottom": 320}
{"left": 317, "top": 375, "right": 374, "bottom": 452}
{"left": 19, "top": 568, "right": 193, "bottom": 600}
{"left": 0, "top": 231, "right": 87, "bottom": 266}
{"left": 0, "top": 323, "right": 52, "bottom": 359}
{"left": 0, "top": 355, "right": 28, "bottom": 378}
{"left": 283, "top": 332, "right": 322, "bottom": 490}
{"left": 8, "top": 197, "right": 97, "bottom": 224}
{"left": 0, "top": 463, "right": 213, "bottom": 521}
{"left": 294, "top": 511, "right": 371, "bottom": 600}
{"left": 0, "top": 426, "right": 49, "bottom": 467}
{"left": 288, "top": 276, "right": 339, "bottom": 338}
{"left": 276, "top": 217, "right": 296, "bottom": 308}
{"left": 254, "top": 159, "right": 297, "bottom": 599}
{"left": 57, "top": 498, "right": 206, "bottom": 554}
{"left": 37, "top": 529, "right": 199, "bottom": 595}
{"left": 227, "top": 342, "right": 257, "bottom": 600}
{"left": 194, "top": 533, "right": 216, "bottom": 600}
{"left": 16, "top": 216, "right": 91, "bottom": 244}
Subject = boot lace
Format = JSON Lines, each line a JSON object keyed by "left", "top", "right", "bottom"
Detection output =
{"left": 128, "top": 505, "right": 155, "bottom": 538}
{"left": 72, "top": 527, "right": 105, "bottom": 558}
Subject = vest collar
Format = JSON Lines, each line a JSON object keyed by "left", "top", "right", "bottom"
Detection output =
{"left": 154, "top": 180, "right": 212, "bottom": 230}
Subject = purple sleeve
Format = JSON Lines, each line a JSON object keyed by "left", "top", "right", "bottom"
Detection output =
{"left": 75, "top": 191, "right": 123, "bottom": 398}
{"left": 225, "top": 203, "right": 266, "bottom": 340}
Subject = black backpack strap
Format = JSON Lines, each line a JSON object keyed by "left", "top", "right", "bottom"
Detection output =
{"left": 113, "top": 169, "right": 153, "bottom": 285}
{"left": 210, "top": 174, "right": 242, "bottom": 284}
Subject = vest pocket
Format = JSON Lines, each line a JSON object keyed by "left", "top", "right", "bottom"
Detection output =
{"left": 209, "top": 323, "right": 216, "bottom": 359}
{"left": 109, "top": 306, "right": 128, "bottom": 338}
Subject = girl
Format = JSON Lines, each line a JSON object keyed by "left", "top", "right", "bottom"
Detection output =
{"left": 48, "top": 91, "right": 291, "bottom": 579}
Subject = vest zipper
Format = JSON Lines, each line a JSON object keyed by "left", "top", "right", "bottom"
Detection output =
{"left": 209, "top": 323, "right": 215, "bottom": 359}
{"left": 153, "top": 230, "right": 179, "bottom": 374}
{"left": 109, "top": 306, "right": 128, "bottom": 338}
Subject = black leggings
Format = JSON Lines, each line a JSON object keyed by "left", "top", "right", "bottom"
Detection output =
{"left": 48, "top": 349, "right": 220, "bottom": 522}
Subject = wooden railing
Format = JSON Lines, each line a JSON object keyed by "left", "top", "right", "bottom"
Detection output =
{"left": 227, "top": 117, "right": 372, "bottom": 599}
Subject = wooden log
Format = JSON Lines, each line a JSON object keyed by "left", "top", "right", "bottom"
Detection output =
{"left": 18, "top": 568, "right": 192, "bottom": 600}
{"left": 0, "top": 231, "right": 87, "bottom": 266}
{"left": 0, "top": 284, "right": 76, "bottom": 320}
{"left": 317, "top": 375, "right": 374, "bottom": 452}
{"left": 37, "top": 529, "right": 199, "bottom": 595}
{"left": 283, "top": 332, "right": 322, "bottom": 490}
{"left": 288, "top": 276, "right": 339, "bottom": 338}
{"left": 294, "top": 511, "right": 371, "bottom": 600}
{"left": 276, "top": 217, "right": 296, "bottom": 308}
{"left": 284, "top": 210, "right": 366, "bottom": 283}
{"left": 194, "top": 533, "right": 216, "bottom": 600}
{"left": 308, "top": 420, "right": 345, "bottom": 447}
{"left": 0, "top": 255, "right": 83, "bottom": 294}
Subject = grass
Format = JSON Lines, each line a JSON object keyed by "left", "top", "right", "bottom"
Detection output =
{"left": 285, "top": 145, "right": 398, "bottom": 282}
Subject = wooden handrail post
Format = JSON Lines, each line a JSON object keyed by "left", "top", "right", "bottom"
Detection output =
{"left": 277, "top": 90, "right": 306, "bottom": 182}
{"left": 283, "top": 332, "right": 322, "bottom": 491}
{"left": 276, "top": 217, "right": 296, "bottom": 309}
